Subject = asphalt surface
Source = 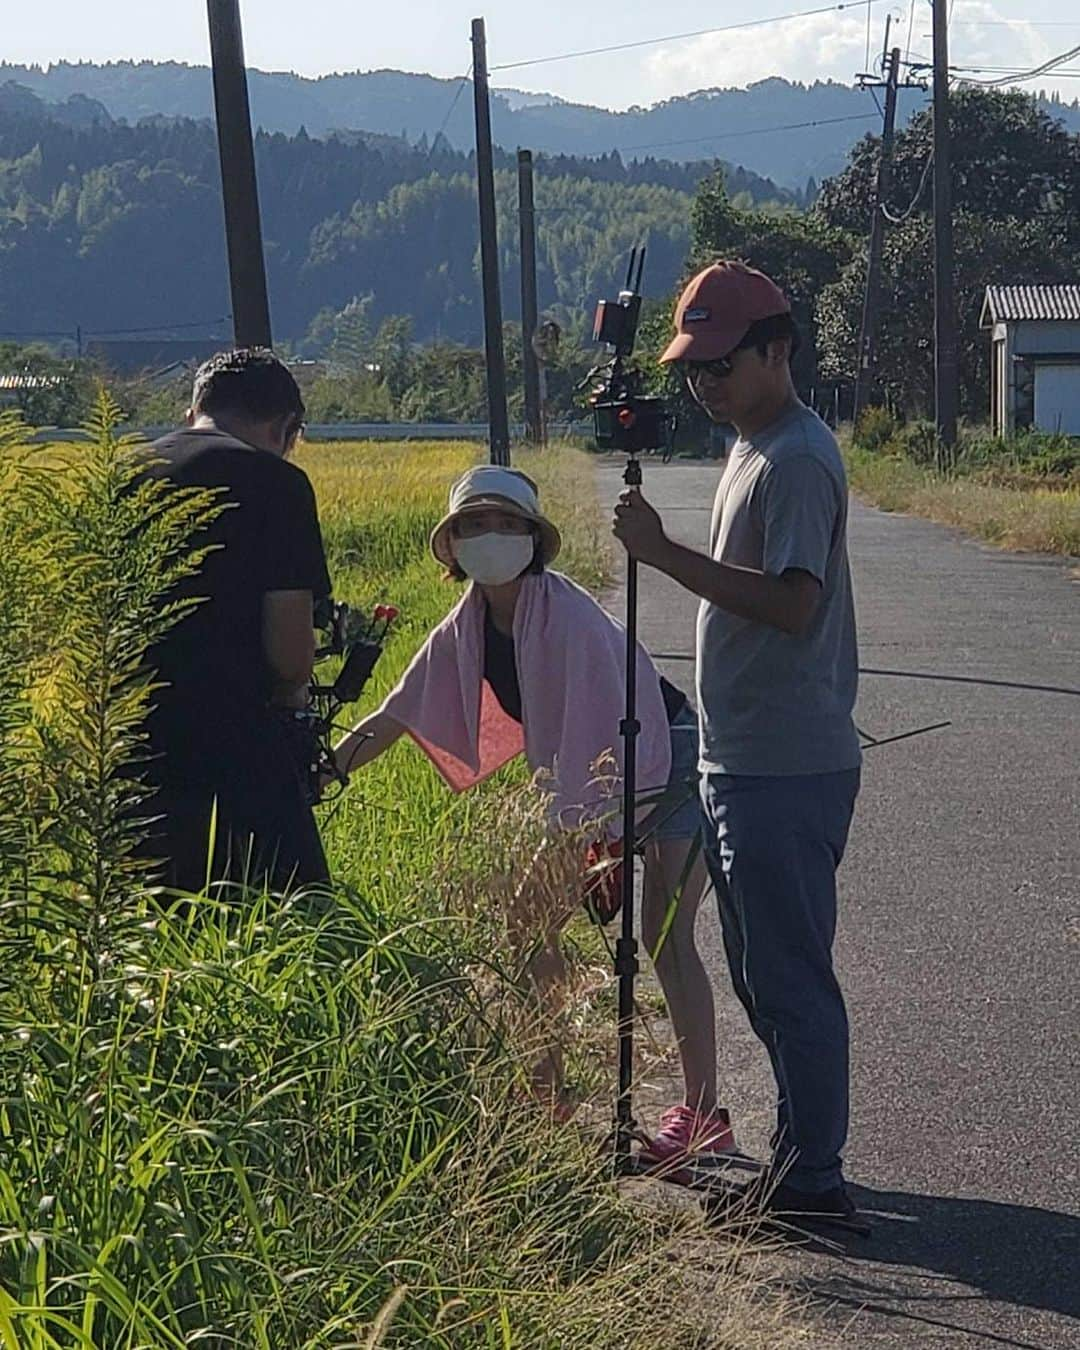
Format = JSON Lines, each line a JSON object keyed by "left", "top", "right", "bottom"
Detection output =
{"left": 595, "top": 457, "right": 1079, "bottom": 1350}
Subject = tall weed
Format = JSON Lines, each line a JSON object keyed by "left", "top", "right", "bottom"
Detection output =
{"left": 1, "top": 431, "right": 798, "bottom": 1347}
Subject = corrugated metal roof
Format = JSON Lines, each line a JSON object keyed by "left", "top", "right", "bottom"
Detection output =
{"left": 983, "top": 285, "right": 1080, "bottom": 323}
{"left": 0, "top": 373, "right": 63, "bottom": 390}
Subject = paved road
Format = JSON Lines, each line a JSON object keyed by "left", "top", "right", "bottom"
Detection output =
{"left": 596, "top": 458, "right": 1079, "bottom": 1350}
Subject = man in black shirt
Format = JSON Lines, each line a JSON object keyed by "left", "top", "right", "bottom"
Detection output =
{"left": 138, "top": 348, "right": 332, "bottom": 893}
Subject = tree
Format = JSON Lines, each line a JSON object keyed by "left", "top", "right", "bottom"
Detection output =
{"left": 814, "top": 87, "right": 1080, "bottom": 418}
{"left": 816, "top": 88, "right": 1080, "bottom": 247}
{"left": 816, "top": 214, "right": 1075, "bottom": 418}
{"left": 682, "top": 169, "right": 851, "bottom": 395}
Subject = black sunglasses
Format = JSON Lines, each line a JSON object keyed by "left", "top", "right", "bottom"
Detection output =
{"left": 677, "top": 328, "right": 764, "bottom": 383}
{"left": 678, "top": 355, "right": 736, "bottom": 382}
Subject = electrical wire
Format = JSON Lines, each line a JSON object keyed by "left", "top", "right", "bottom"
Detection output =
{"left": 429, "top": 67, "right": 472, "bottom": 152}
{"left": 953, "top": 41, "right": 1080, "bottom": 88}
{"left": 489, "top": 0, "right": 884, "bottom": 72}
{"left": 86, "top": 317, "right": 231, "bottom": 336}
{"left": 865, "top": 0, "right": 873, "bottom": 74}
{"left": 617, "top": 112, "right": 878, "bottom": 155}
{"left": 880, "top": 150, "right": 933, "bottom": 224}
{"left": 905, "top": 0, "right": 916, "bottom": 69}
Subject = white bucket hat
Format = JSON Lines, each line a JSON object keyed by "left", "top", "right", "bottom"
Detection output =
{"left": 430, "top": 465, "right": 562, "bottom": 570}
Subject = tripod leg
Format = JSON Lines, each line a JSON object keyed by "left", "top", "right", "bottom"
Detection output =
{"left": 615, "top": 455, "right": 643, "bottom": 1172}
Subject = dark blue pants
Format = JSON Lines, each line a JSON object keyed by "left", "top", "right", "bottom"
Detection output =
{"left": 700, "top": 768, "right": 860, "bottom": 1193}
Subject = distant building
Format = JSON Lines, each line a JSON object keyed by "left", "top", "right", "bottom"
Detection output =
{"left": 0, "top": 372, "right": 64, "bottom": 406}
{"left": 86, "top": 339, "right": 227, "bottom": 377}
{"left": 980, "top": 285, "right": 1080, "bottom": 436}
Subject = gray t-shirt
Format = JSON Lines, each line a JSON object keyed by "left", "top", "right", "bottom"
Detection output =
{"left": 696, "top": 401, "right": 861, "bottom": 776}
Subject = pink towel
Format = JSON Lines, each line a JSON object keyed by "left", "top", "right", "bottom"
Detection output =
{"left": 380, "top": 571, "right": 672, "bottom": 837}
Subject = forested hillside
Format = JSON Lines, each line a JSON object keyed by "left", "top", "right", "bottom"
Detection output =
{"left": 0, "top": 83, "right": 797, "bottom": 345}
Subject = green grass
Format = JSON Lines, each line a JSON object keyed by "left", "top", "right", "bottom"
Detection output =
{"left": 0, "top": 426, "right": 801, "bottom": 1349}
{"left": 844, "top": 440, "right": 1080, "bottom": 557}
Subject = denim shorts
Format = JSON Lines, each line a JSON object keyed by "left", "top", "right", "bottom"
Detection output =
{"left": 640, "top": 702, "right": 702, "bottom": 843}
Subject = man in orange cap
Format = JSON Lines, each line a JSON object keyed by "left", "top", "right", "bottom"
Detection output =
{"left": 613, "top": 261, "right": 862, "bottom": 1223}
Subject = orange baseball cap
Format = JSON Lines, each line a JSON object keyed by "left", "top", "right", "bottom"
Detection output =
{"left": 660, "top": 261, "right": 790, "bottom": 364}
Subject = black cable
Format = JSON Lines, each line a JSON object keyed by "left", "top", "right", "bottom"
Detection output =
{"left": 954, "top": 41, "right": 1080, "bottom": 88}
{"left": 881, "top": 150, "right": 933, "bottom": 224}
{"left": 618, "top": 112, "right": 878, "bottom": 155}
{"left": 905, "top": 0, "right": 916, "bottom": 69}
{"left": 490, "top": 1, "right": 884, "bottom": 72}
{"left": 428, "top": 67, "right": 473, "bottom": 152}
{"left": 0, "top": 329, "right": 76, "bottom": 339}
{"left": 86, "top": 317, "right": 232, "bottom": 336}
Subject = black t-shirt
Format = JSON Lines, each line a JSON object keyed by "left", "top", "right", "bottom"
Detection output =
{"left": 481, "top": 605, "right": 688, "bottom": 726}
{"left": 139, "top": 428, "right": 331, "bottom": 792}
{"left": 483, "top": 608, "right": 522, "bottom": 722}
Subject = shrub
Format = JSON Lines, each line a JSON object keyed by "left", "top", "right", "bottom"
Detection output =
{"left": 894, "top": 419, "right": 940, "bottom": 466}
{"left": 853, "top": 405, "right": 896, "bottom": 451}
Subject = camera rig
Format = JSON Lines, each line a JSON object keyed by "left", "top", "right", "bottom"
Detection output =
{"left": 584, "top": 246, "right": 674, "bottom": 455}
{"left": 277, "top": 597, "right": 396, "bottom": 805}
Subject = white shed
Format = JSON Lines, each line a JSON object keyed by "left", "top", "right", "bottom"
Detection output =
{"left": 980, "top": 285, "right": 1080, "bottom": 437}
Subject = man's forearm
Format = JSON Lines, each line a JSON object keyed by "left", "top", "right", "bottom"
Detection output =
{"left": 650, "top": 537, "right": 811, "bottom": 635}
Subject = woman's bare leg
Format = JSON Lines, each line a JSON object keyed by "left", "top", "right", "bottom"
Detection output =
{"left": 641, "top": 839, "right": 717, "bottom": 1115}
{"left": 524, "top": 932, "right": 569, "bottom": 1105}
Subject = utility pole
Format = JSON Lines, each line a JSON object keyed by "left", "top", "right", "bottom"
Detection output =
{"left": 517, "top": 149, "right": 542, "bottom": 445}
{"left": 471, "top": 17, "right": 511, "bottom": 466}
{"left": 931, "top": 0, "right": 957, "bottom": 450}
{"left": 206, "top": 0, "right": 273, "bottom": 350}
{"left": 853, "top": 46, "right": 902, "bottom": 422}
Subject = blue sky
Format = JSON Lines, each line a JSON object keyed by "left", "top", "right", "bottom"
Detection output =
{"left": 5, "top": 2, "right": 1079, "bottom": 110}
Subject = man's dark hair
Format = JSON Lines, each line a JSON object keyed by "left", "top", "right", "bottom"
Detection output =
{"left": 741, "top": 313, "right": 801, "bottom": 361}
{"left": 192, "top": 348, "right": 306, "bottom": 422}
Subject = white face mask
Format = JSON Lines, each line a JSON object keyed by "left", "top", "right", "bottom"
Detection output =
{"left": 453, "top": 532, "right": 534, "bottom": 586}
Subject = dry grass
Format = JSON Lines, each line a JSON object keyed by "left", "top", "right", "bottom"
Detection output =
{"left": 844, "top": 446, "right": 1080, "bottom": 557}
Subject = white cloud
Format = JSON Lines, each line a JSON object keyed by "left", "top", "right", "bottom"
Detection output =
{"left": 638, "top": 1, "right": 1078, "bottom": 104}
{"left": 644, "top": 11, "right": 875, "bottom": 97}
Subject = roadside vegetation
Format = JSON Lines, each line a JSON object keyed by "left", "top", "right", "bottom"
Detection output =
{"left": 845, "top": 409, "right": 1080, "bottom": 557}
{"left": 0, "top": 413, "right": 802, "bottom": 1348}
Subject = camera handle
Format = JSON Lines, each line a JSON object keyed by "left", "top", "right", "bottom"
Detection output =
{"left": 614, "top": 449, "right": 643, "bottom": 1173}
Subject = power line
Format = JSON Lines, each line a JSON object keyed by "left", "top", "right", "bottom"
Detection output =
{"left": 864, "top": 0, "right": 873, "bottom": 74}
{"left": 950, "top": 64, "right": 1080, "bottom": 79}
{"left": 949, "top": 19, "right": 1080, "bottom": 27}
{"left": 617, "top": 112, "right": 878, "bottom": 155}
{"left": 953, "top": 41, "right": 1080, "bottom": 88}
{"left": 905, "top": 1, "right": 917, "bottom": 68}
{"left": 87, "top": 317, "right": 232, "bottom": 336}
{"left": 489, "top": 0, "right": 884, "bottom": 72}
{"left": 429, "top": 67, "right": 472, "bottom": 151}
{"left": 881, "top": 151, "right": 933, "bottom": 224}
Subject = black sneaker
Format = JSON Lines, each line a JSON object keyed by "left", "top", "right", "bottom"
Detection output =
{"left": 766, "top": 1180, "right": 857, "bottom": 1220}
{"left": 704, "top": 1174, "right": 870, "bottom": 1237}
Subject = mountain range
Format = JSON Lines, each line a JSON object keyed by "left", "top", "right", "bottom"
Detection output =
{"left": 0, "top": 60, "right": 930, "bottom": 189}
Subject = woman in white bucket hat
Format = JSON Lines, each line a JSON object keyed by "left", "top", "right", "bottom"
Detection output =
{"left": 332, "top": 465, "right": 733, "bottom": 1166}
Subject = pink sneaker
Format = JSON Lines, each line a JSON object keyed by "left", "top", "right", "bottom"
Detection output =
{"left": 638, "top": 1105, "right": 736, "bottom": 1168}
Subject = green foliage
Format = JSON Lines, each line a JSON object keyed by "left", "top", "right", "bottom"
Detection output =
{"left": 636, "top": 169, "right": 851, "bottom": 429}
{"left": 0, "top": 100, "right": 793, "bottom": 350}
{"left": 0, "top": 342, "right": 94, "bottom": 424}
{"left": 0, "top": 432, "right": 789, "bottom": 1348}
{"left": 850, "top": 418, "right": 1078, "bottom": 486}
{"left": 0, "top": 393, "right": 219, "bottom": 917}
{"left": 817, "top": 88, "right": 1080, "bottom": 245}
{"left": 815, "top": 89, "right": 1080, "bottom": 418}
{"left": 853, "top": 405, "right": 897, "bottom": 452}
{"left": 815, "top": 212, "right": 1075, "bottom": 419}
